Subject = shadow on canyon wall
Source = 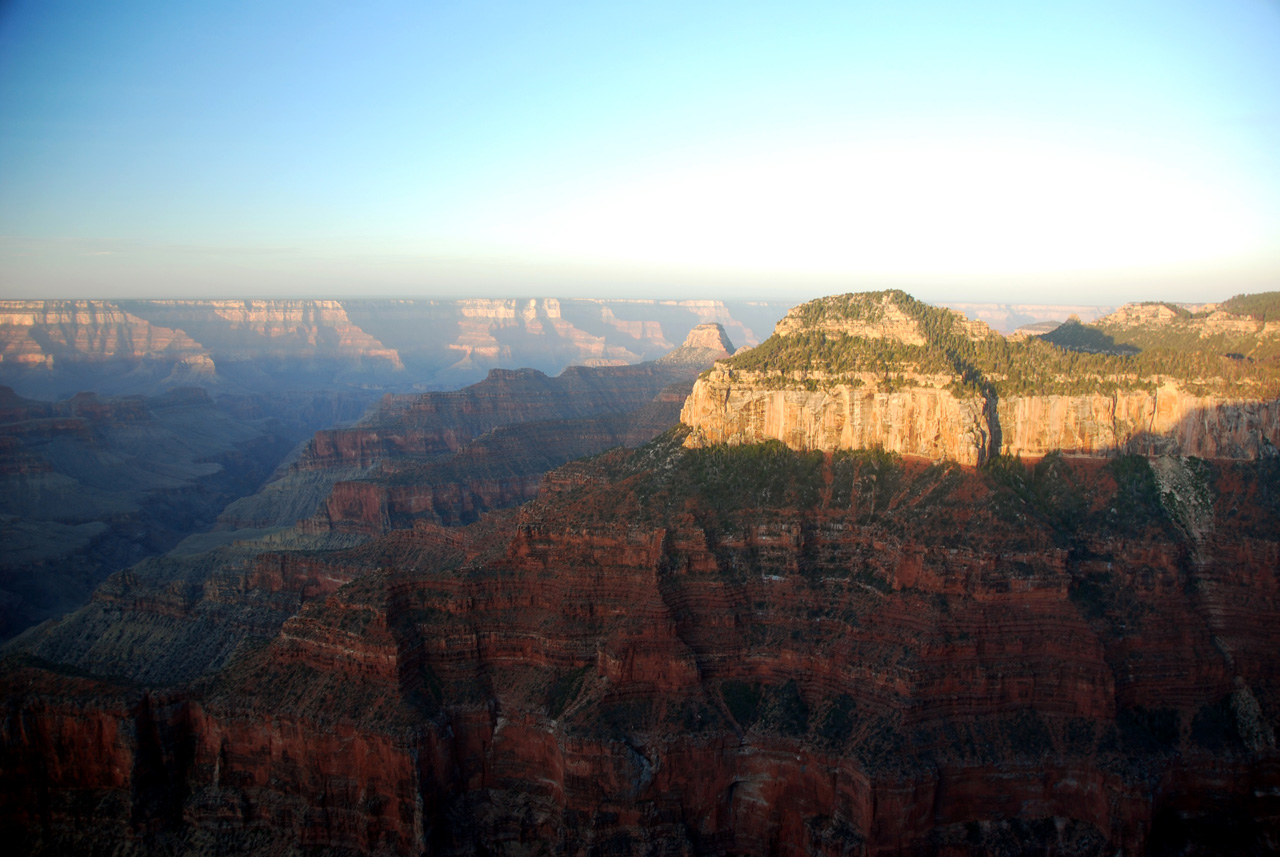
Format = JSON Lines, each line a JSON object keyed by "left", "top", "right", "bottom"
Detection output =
{"left": 2, "top": 410, "right": 1278, "bottom": 855}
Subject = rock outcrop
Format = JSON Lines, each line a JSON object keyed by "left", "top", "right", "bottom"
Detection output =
{"left": 683, "top": 371, "right": 1280, "bottom": 466}
{"left": 222, "top": 330, "right": 728, "bottom": 533}
{"left": 682, "top": 369, "right": 995, "bottom": 464}
{"left": 656, "top": 322, "right": 736, "bottom": 367}
{"left": 682, "top": 291, "right": 1280, "bottom": 465}
{"left": 1094, "top": 298, "right": 1280, "bottom": 353}
{"left": 295, "top": 362, "right": 708, "bottom": 473}
{"left": 0, "top": 300, "right": 207, "bottom": 368}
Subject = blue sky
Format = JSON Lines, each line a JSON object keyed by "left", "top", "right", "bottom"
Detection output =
{"left": 1, "top": 0, "right": 1278, "bottom": 305}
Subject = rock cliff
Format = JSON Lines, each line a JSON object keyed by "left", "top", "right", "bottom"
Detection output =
{"left": 4, "top": 433, "right": 1278, "bottom": 855}
{"left": 297, "top": 362, "right": 699, "bottom": 471}
{"left": 304, "top": 383, "right": 692, "bottom": 534}
{"left": 683, "top": 371, "right": 1280, "bottom": 466}
{"left": 682, "top": 368, "right": 995, "bottom": 464}
{"left": 656, "top": 322, "right": 736, "bottom": 367}
{"left": 682, "top": 291, "right": 1280, "bottom": 465}
{"left": 222, "top": 325, "right": 730, "bottom": 533}
{"left": 0, "top": 300, "right": 207, "bottom": 367}
{"left": 0, "top": 299, "right": 786, "bottom": 398}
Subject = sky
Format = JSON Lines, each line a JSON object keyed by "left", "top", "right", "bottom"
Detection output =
{"left": 1, "top": 0, "right": 1278, "bottom": 305}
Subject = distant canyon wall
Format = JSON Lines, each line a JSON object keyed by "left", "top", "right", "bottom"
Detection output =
{"left": 0, "top": 298, "right": 787, "bottom": 397}
{"left": 682, "top": 368, "right": 1280, "bottom": 464}
{"left": 942, "top": 301, "right": 1114, "bottom": 334}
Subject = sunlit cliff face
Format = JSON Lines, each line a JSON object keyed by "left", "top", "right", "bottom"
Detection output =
{"left": 682, "top": 292, "right": 1280, "bottom": 465}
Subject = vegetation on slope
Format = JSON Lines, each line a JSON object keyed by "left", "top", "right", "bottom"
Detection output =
{"left": 1219, "top": 291, "right": 1280, "bottom": 323}
{"left": 1092, "top": 290, "right": 1280, "bottom": 363}
{"left": 1038, "top": 319, "right": 1139, "bottom": 355}
{"left": 721, "top": 290, "right": 1280, "bottom": 398}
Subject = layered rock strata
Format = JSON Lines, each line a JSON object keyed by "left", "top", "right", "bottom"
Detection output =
{"left": 297, "top": 360, "right": 712, "bottom": 472}
{"left": 682, "top": 369, "right": 995, "bottom": 465}
{"left": 0, "top": 299, "right": 785, "bottom": 397}
{"left": 683, "top": 370, "right": 1280, "bottom": 466}
{"left": 682, "top": 293, "right": 1280, "bottom": 465}
{"left": 5, "top": 292, "right": 1280, "bottom": 855}
{"left": 304, "top": 382, "right": 692, "bottom": 534}
{"left": 213, "top": 327, "right": 730, "bottom": 537}
{"left": 3, "top": 436, "right": 1278, "bottom": 855}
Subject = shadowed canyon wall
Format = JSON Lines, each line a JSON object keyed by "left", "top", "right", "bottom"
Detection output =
{"left": 3, "top": 435, "right": 1278, "bottom": 855}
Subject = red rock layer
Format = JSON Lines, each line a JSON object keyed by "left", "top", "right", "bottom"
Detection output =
{"left": 305, "top": 393, "right": 689, "bottom": 533}
{"left": 295, "top": 364, "right": 699, "bottom": 472}
{"left": 4, "top": 444, "right": 1279, "bottom": 855}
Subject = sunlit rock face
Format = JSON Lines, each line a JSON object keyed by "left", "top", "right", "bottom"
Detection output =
{"left": 0, "top": 300, "right": 207, "bottom": 367}
{"left": 683, "top": 291, "right": 1280, "bottom": 465}
{"left": 684, "top": 374, "right": 1280, "bottom": 465}
{"left": 656, "top": 322, "right": 736, "bottom": 367}
{"left": 0, "top": 298, "right": 786, "bottom": 398}
{"left": 995, "top": 388, "right": 1280, "bottom": 459}
{"left": 683, "top": 369, "right": 994, "bottom": 465}
{"left": 680, "top": 321, "right": 737, "bottom": 353}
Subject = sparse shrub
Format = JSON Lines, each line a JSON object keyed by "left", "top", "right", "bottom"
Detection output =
{"left": 720, "top": 290, "right": 1280, "bottom": 399}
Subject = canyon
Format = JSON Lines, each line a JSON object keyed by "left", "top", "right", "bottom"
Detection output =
{"left": 1, "top": 292, "right": 1278, "bottom": 855}
{"left": 0, "top": 298, "right": 785, "bottom": 399}
{"left": 5, "top": 433, "right": 1277, "bottom": 855}
{"left": 0, "top": 383, "right": 374, "bottom": 640}
{"left": 0, "top": 323, "right": 732, "bottom": 642}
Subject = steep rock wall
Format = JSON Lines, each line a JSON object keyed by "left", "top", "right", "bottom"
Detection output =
{"left": 297, "top": 364, "right": 700, "bottom": 472}
{"left": 683, "top": 369, "right": 1280, "bottom": 463}
{"left": 681, "top": 369, "right": 991, "bottom": 465}
{"left": 7, "top": 449, "right": 1280, "bottom": 855}
{"left": 0, "top": 299, "right": 787, "bottom": 397}
{"left": 0, "top": 300, "right": 206, "bottom": 366}
{"left": 997, "top": 387, "right": 1280, "bottom": 459}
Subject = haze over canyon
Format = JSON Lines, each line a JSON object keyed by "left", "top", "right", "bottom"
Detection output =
{"left": 2, "top": 290, "right": 1278, "bottom": 856}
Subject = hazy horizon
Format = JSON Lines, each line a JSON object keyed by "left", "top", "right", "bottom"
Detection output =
{"left": 3, "top": 1, "right": 1278, "bottom": 306}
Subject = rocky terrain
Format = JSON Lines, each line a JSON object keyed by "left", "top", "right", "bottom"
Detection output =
{"left": 0, "top": 298, "right": 782, "bottom": 399}
{"left": 0, "top": 324, "right": 732, "bottom": 643}
{"left": 0, "top": 384, "right": 374, "bottom": 640}
{"left": 941, "top": 301, "right": 1114, "bottom": 334}
{"left": 683, "top": 291, "right": 1280, "bottom": 465}
{"left": 2, "top": 295, "right": 1279, "bottom": 855}
{"left": 4, "top": 432, "right": 1278, "bottom": 856}
{"left": 217, "top": 325, "right": 730, "bottom": 537}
